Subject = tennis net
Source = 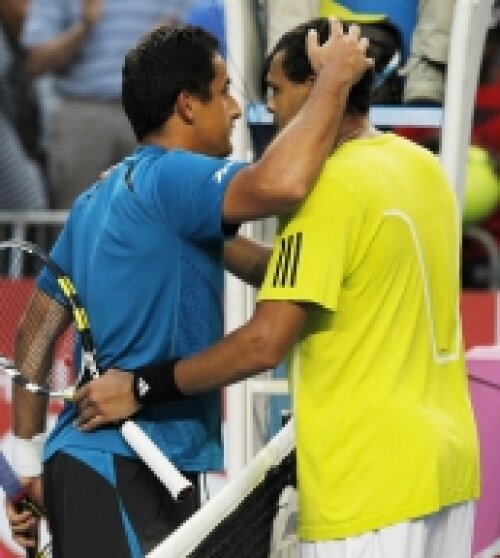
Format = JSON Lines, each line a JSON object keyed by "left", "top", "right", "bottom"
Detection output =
{"left": 147, "top": 418, "right": 298, "bottom": 558}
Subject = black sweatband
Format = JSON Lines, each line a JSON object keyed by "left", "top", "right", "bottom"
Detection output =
{"left": 132, "top": 359, "right": 184, "bottom": 405}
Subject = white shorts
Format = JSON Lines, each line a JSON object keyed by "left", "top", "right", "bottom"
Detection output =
{"left": 300, "top": 501, "right": 475, "bottom": 558}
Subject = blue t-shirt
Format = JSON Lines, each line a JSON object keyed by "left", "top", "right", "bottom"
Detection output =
{"left": 38, "top": 145, "right": 245, "bottom": 472}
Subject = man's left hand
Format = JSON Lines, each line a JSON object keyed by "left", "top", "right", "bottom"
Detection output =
{"left": 73, "top": 370, "right": 141, "bottom": 431}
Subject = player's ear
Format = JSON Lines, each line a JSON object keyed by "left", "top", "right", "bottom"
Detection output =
{"left": 176, "top": 91, "right": 195, "bottom": 125}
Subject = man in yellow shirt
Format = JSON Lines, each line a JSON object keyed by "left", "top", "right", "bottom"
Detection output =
{"left": 78, "top": 17, "right": 479, "bottom": 558}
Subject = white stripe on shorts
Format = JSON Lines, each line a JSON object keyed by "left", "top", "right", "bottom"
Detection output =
{"left": 300, "top": 501, "right": 475, "bottom": 558}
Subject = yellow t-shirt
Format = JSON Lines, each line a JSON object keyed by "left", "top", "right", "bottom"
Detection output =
{"left": 258, "top": 133, "right": 479, "bottom": 540}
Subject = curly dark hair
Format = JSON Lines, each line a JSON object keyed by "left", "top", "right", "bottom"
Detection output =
{"left": 122, "top": 25, "right": 220, "bottom": 141}
{"left": 265, "top": 18, "right": 374, "bottom": 116}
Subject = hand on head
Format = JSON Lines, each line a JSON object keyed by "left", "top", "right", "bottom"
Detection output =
{"left": 306, "top": 18, "right": 374, "bottom": 85}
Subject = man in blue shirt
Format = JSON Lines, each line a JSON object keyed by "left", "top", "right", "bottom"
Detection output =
{"left": 6, "top": 22, "right": 372, "bottom": 557}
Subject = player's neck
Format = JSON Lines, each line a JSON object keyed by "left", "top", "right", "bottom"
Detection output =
{"left": 334, "top": 115, "right": 378, "bottom": 148}
{"left": 142, "top": 116, "right": 198, "bottom": 152}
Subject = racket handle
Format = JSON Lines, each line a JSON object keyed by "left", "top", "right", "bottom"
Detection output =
{"left": 120, "top": 421, "right": 193, "bottom": 501}
{"left": 15, "top": 500, "right": 39, "bottom": 558}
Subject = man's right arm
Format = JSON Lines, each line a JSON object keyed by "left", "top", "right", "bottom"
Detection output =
{"left": 222, "top": 21, "right": 373, "bottom": 222}
{"left": 13, "top": 288, "right": 70, "bottom": 461}
{"left": 6, "top": 289, "right": 70, "bottom": 549}
{"left": 25, "top": 0, "right": 102, "bottom": 76}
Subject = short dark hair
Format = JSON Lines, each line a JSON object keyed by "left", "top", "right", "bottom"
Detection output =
{"left": 122, "top": 25, "right": 219, "bottom": 141}
{"left": 265, "top": 18, "right": 374, "bottom": 116}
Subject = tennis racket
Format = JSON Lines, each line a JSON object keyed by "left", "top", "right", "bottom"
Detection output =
{"left": 0, "top": 239, "right": 193, "bottom": 553}
{"left": 0, "top": 239, "right": 97, "bottom": 400}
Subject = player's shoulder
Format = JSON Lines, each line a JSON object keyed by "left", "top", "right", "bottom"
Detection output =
{"left": 385, "top": 132, "right": 440, "bottom": 163}
{"left": 160, "top": 149, "right": 246, "bottom": 185}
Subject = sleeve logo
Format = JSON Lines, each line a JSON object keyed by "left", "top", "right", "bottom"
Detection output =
{"left": 272, "top": 232, "right": 303, "bottom": 287}
{"left": 213, "top": 161, "right": 234, "bottom": 184}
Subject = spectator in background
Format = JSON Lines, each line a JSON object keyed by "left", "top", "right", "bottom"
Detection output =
{"left": 0, "top": 0, "right": 48, "bottom": 210}
{"left": 185, "top": 0, "right": 226, "bottom": 58}
{"left": 265, "top": 0, "right": 320, "bottom": 52}
{"left": 21, "top": 0, "right": 192, "bottom": 209}
{"left": 461, "top": 20, "right": 500, "bottom": 288}
{"left": 0, "top": 112, "right": 47, "bottom": 211}
{"left": 473, "top": 20, "right": 500, "bottom": 162}
{"left": 402, "top": 0, "right": 456, "bottom": 104}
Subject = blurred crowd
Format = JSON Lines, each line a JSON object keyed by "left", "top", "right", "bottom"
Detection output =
{"left": 0, "top": 0, "right": 47, "bottom": 210}
{"left": 0, "top": 0, "right": 225, "bottom": 211}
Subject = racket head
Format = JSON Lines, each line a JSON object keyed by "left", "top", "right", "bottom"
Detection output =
{"left": 0, "top": 240, "right": 95, "bottom": 400}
